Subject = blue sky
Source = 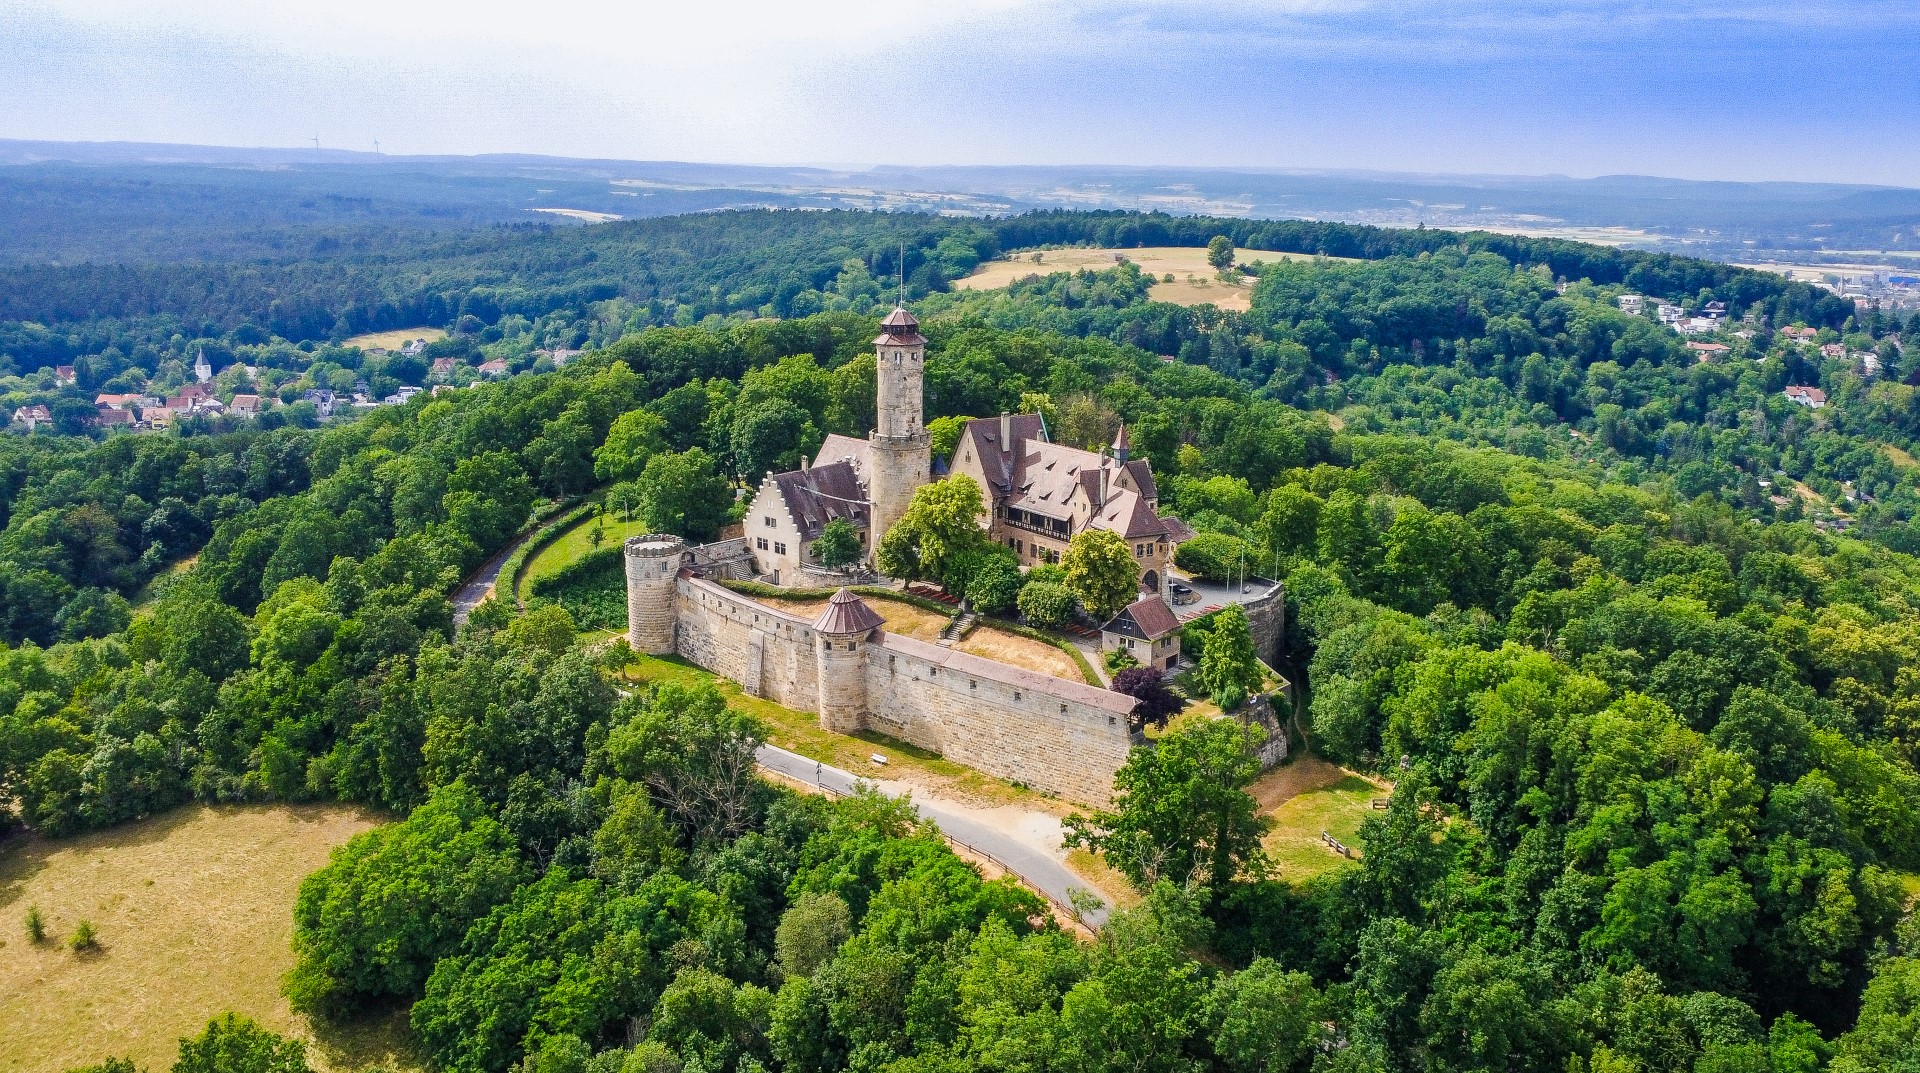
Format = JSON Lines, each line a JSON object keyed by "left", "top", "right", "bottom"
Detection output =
{"left": 3, "top": 0, "right": 1917, "bottom": 184}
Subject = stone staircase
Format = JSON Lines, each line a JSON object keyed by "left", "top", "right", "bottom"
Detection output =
{"left": 938, "top": 610, "right": 978, "bottom": 647}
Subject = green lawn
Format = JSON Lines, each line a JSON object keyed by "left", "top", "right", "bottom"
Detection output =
{"left": 616, "top": 650, "right": 1067, "bottom": 812}
{"left": 516, "top": 512, "right": 657, "bottom": 601}
{"left": 1262, "top": 775, "right": 1381, "bottom": 884}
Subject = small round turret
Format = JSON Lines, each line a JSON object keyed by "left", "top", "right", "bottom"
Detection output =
{"left": 813, "top": 588, "right": 881, "bottom": 733}
{"left": 625, "top": 534, "right": 685, "bottom": 655}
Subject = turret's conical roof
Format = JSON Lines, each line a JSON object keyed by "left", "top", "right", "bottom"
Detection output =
{"left": 814, "top": 588, "right": 885, "bottom": 635}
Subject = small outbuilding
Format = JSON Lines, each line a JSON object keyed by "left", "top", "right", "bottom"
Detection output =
{"left": 1101, "top": 595, "right": 1183, "bottom": 671}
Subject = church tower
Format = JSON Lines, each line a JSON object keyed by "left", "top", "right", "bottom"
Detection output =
{"left": 867, "top": 307, "right": 931, "bottom": 551}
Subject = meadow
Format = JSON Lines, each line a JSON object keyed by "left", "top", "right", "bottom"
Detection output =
{"left": 0, "top": 805, "right": 411, "bottom": 1073}
{"left": 952, "top": 245, "right": 1346, "bottom": 311}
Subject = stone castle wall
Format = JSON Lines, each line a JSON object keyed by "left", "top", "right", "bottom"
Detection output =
{"left": 668, "top": 576, "right": 1137, "bottom": 806}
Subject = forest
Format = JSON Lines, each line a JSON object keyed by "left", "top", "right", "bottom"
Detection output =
{"left": 5, "top": 208, "right": 1920, "bottom": 1072}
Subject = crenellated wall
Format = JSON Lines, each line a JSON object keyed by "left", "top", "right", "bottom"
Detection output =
{"left": 666, "top": 576, "right": 1138, "bottom": 806}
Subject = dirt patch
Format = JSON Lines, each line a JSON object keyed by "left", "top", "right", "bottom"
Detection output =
{"left": 1147, "top": 276, "right": 1253, "bottom": 311}
{"left": 954, "top": 628, "right": 1084, "bottom": 681}
{"left": 752, "top": 595, "right": 952, "bottom": 640}
{"left": 1248, "top": 754, "right": 1381, "bottom": 813}
{"left": 0, "top": 803, "right": 410, "bottom": 1073}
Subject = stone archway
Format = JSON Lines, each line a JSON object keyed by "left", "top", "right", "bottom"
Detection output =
{"left": 1142, "top": 569, "right": 1159, "bottom": 594}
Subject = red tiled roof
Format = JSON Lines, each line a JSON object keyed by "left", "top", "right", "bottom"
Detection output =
{"left": 1105, "top": 595, "right": 1181, "bottom": 640}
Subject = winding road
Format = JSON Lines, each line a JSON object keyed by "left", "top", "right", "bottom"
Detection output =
{"left": 451, "top": 528, "right": 537, "bottom": 626}
{"left": 755, "top": 743, "right": 1112, "bottom": 928}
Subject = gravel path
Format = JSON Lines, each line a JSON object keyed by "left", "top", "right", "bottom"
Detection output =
{"left": 451, "top": 529, "right": 535, "bottom": 626}
{"left": 756, "top": 743, "right": 1110, "bottom": 928}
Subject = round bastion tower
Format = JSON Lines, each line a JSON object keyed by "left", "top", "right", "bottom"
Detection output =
{"left": 813, "top": 588, "right": 883, "bottom": 734}
{"left": 866, "top": 307, "right": 932, "bottom": 553}
{"left": 624, "top": 533, "right": 685, "bottom": 655}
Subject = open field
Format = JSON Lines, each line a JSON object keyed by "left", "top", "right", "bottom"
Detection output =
{"left": 529, "top": 207, "right": 622, "bottom": 223}
{"left": 0, "top": 804, "right": 415, "bottom": 1073}
{"left": 953, "top": 246, "right": 1348, "bottom": 312}
{"left": 516, "top": 513, "right": 658, "bottom": 602}
{"left": 341, "top": 327, "right": 444, "bottom": 351}
{"left": 1251, "top": 755, "right": 1388, "bottom": 884}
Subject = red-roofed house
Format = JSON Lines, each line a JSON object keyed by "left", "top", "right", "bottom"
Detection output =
{"left": 1784, "top": 385, "right": 1828, "bottom": 409}
{"left": 478, "top": 359, "right": 510, "bottom": 378}
{"left": 13, "top": 404, "right": 52, "bottom": 430}
{"left": 1101, "top": 595, "right": 1184, "bottom": 670}
{"left": 54, "top": 365, "right": 77, "bottom": 385}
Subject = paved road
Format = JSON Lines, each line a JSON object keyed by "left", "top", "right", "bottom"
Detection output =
{"left": 451, "top": 529, "right": 537, "bottom": 626}
{"left": 756, "top": 743, "right": 1110, "bottom": 928}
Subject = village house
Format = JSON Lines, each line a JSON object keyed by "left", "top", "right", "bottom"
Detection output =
{"left": 12, "top": 404, "right": 53, "bottom": 430}
{"left": 97, "top": 407, "right": 134, "bottom": 429}
{"left": 1101, "top": 595, "right": 1183, "bottom": 671}
{"left": 431, "top": 357, "right": 458, "bottom": 380}
{"left": 1784, "top": 385, "right": 1828, "bottom": 409}
{"left": 54, "top": 365, "right": 77, "bottom": 385}
{"left": 1688, "top": 341, "right": 1730, "bottom": 361}
{"left": 229, "top": 394, "right": 263, "bottom": 416}
{"left": 1617, "top": 294, "right": 1645, "bottom": 315}
{"left": 478, "top": 358, "right": 510, "bottom": 378}
{"left": 1821, "top": 343, "right": 1847, "bottom": 360}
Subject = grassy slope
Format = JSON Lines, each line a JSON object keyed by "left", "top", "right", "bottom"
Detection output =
{"left": 0, "top": 804, "right": 415, "bottom": 1073}
{"left": 516, "top": 514, "right": 657, "bottom": 602}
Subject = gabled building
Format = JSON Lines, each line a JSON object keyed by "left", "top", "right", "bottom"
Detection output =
{"left": 744, "top": 457, "right": 872, "bottom": 582}
{"left": 54, "top": 365, "right": 77, "bottom": 385}
{"left": 1784, "top": 385, "right": 1828, "bottom": 409}
{"left": 950, "top": 418, "right": 1175, "bottom": 595}
{"left": 1100, "top": 595, "right": 1183, "bottom": 670}
{"left": 13, "top": 404, "right": 53, "bottom": 430}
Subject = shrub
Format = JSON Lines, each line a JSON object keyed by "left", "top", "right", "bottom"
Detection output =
{"left": 1175, "top": 532, "right": 1254, "bottom": 583}
{"left": 1104, "top": 647, "right": 1139, "bottom": 673}
{"left": 1112, "top": 667, "right": 1184, "bottom": 729}
{"left": 175, "top": 1014, "right": 311, "bottom": 1073}
{"left": 69, "top": 919, "right": 97, "bottom": 951}
{"left": 965, "top": 554, "right": 1024, "bottom": 615}
{"left": 25, "top": 904, "right": 44, "bottom": 943}
{"left": 1017, "top": 581, "right": 1076, "bottom": 629}
{"left": 529, "top": 546, "right": 625, "bottom": 629}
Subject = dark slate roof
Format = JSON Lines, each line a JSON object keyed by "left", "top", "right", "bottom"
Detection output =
{"left": 814, "top": 588, "right": 885, "bottom": 635}
{"left": 1160, "top": 515, "right": 1198, "bottom": 544}
{"left": 959, "top": 413, "right": 1048, "bottom": 494}
{"left": 1103, "top": 595, "right": 1182, "bottom": 641}
{"left": 770, "top": 460, "right": 870, "bottom": 543}
{"left": 1123, "top": 458, "right": 1158, "bottom": 501}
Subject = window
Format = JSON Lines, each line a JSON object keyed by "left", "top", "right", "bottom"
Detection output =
{"left": 756, "top": 537, "right": 768, "bottom": 550}
{"left": 764, "top": 516, "right": 776, "bottom": 528}
{"left": 774, "top": 542, "right": 788, "bottom": 555}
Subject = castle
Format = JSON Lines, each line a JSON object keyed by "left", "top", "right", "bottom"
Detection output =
{"left": 623, "top": 533, "right": 1142, "bottom": 806}
{"left": 624, "top": 308, "right": 1288, "bottom": 807}
{"left": 742, "top": 307, "right": 1184, "bottom": 603}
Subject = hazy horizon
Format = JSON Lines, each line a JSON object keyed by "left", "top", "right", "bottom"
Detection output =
{"left": 5, "top": 1, "right": 1918, "bottom": 187}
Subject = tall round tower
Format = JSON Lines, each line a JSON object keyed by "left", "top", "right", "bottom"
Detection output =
{"left": 624, "top": 533, "right": 685, "bottom": 655}
{"left": 813, "top": 588, "right": 882, "bottom": 734}
{"left": 867, "top": 307, "right": 931, "bottom": 553}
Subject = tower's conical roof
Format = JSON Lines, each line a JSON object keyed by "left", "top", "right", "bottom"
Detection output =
{"left": 1112, "top": 423, "right": 1130, "bottom": 450}
{"left": 875, "top": 307, "right": 926, "bottom": 345}
{"left": 814, "top": 588, "right": 885, "bottom": 635}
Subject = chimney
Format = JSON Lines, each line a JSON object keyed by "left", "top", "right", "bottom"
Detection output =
{"left": 801, "top": 453, "right": 810, "bottom": 471}
{"left": 1000, "top": 411, "right": 1010, "bottom": 447}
